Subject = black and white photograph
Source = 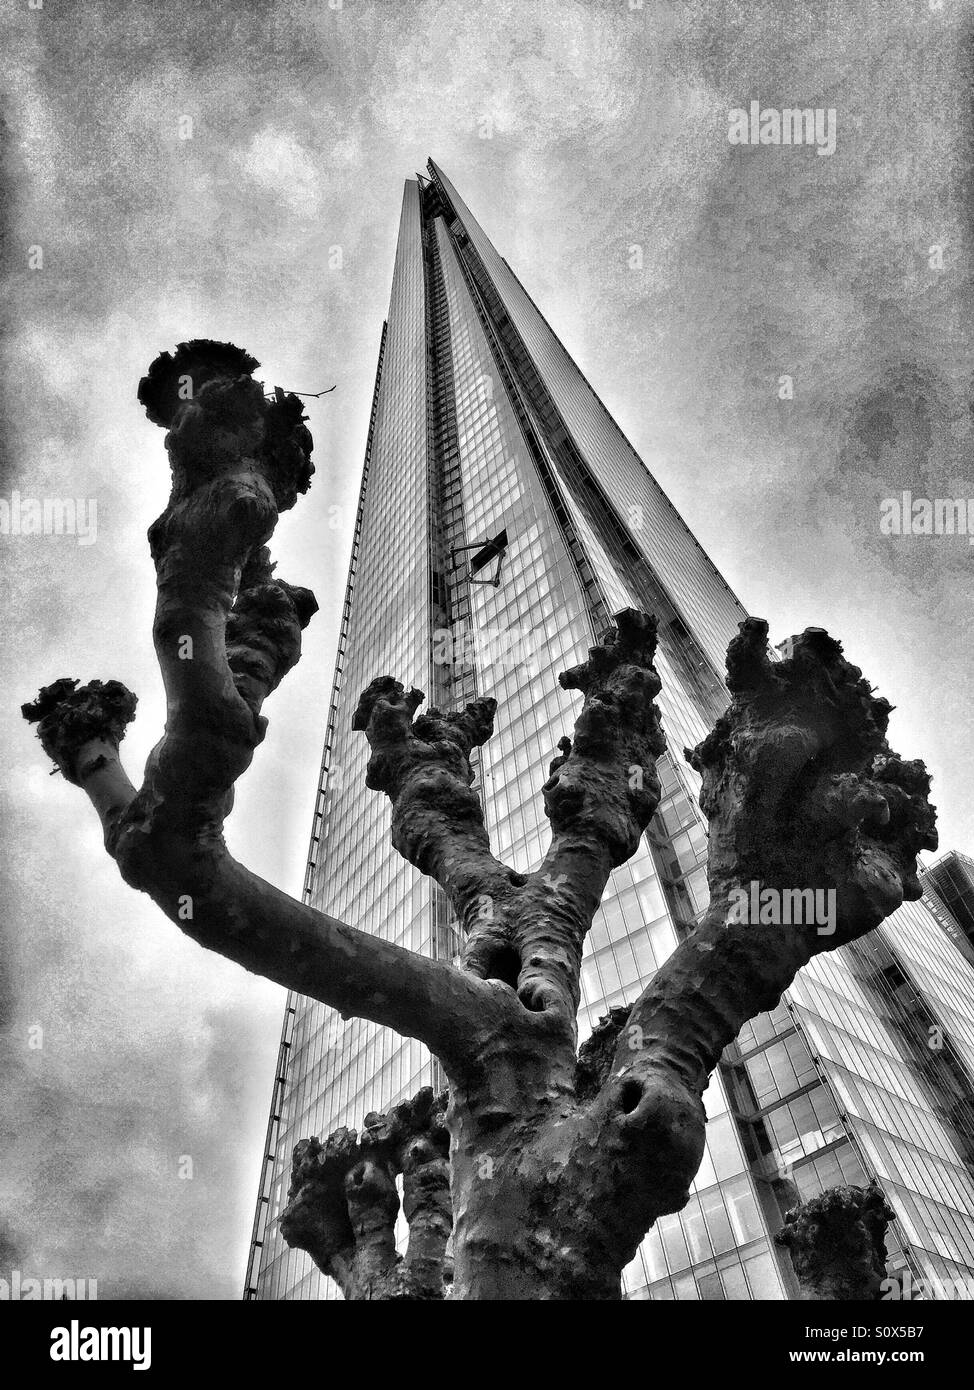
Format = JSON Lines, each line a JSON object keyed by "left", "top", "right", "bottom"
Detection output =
{"left": 2, "top": 0, "right": 973, "bottom": 1363}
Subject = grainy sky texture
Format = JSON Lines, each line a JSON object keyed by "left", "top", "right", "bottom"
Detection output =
{"left": 1, "top": 0, "right": 972, "bottom": 1298}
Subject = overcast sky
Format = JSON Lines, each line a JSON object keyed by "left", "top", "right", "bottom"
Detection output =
{"left": 1, "top": 0, "right": 972, "bottom": 1298}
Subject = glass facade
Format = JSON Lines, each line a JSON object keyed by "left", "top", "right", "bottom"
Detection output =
{"left": 244, "top": 162, "right": 974, "bottom": 1300}
{"left": 781, "top": 907, "right": 974, "bottom": 1293}
{"left": 922, "top": 852, "right": 974, "bottom": 965}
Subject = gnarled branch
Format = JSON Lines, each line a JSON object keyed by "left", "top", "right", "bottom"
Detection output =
{"left": 22, "top": 341, "right": 498, "bottom": 1075}
{"left": 281, "top": 1086, "right": 452, "bottom": 1300}
{"left": 352, "top": 677, "right": 517, "bottom": 939}
{"left": 564, "top": 619, "right": 936, "bottom": 1275}
{"left": 512, "top": 609, "right": 666, "bottom": 1019}
{"left": 352, "top": 610, "right": 666, "bottom": 1032}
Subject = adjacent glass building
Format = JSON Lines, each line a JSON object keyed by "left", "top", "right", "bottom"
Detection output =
{"left": 922, "top": 852, "right": 974, "bottom": 966}
{"left": 244, "top": 161, "right": 974, "bottom": 1300}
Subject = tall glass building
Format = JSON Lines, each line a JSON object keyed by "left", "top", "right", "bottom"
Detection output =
{"left": 922, "top": 853, "right": 974, "bottom": 965}
{"left": 244, "top": 161, "right": 974, "bottom": 1300}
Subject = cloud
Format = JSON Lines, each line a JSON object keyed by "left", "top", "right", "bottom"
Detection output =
{"left": 239, "top": 125, "right": 323, "bottom": 215}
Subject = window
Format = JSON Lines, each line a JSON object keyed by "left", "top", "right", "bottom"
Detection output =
{"left": 700, "top": 1186, "right": 735, "bottom": 1254}
{"left": 720, "top": 1261, "right": 750, "bottom": 1300}
{"left": 642, "top": 1225, "right": 668, "bottom": 1282}
{"left": 744, "top": 1250, "right": 782, "bottom": 1300}
{"left": 709, "top": 1114, "right": 746, "bottom": 1179}
{"left": 697, "top": 1270, "right": 724, "bottom": 1300}
{"left": 659, "top": 1213, "right": 691, "bottom": 1272}
{"left": 724, "top": 1174, "right": 764, "bottom": 1245}
{"left": 682, "top": 1196, "right": 712, "bottom": 1264}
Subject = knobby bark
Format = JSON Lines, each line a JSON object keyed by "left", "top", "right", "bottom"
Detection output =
{"left": 775, "top": 1182, "right": 898, "bottom": 1300}
{"left": 280, "top": 1087, "right": 451, "bottom": 1300}
{"left": 23, "top": 339, "right": 937, "bottom": 1301}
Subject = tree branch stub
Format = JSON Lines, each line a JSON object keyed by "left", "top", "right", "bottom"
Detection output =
{"left": 775, "top": 1181, "right": 898, "bottom": 1301}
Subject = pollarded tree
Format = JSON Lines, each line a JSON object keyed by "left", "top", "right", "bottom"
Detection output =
{"left": 22, "top": 342, "right": 937, "bottom": 1301}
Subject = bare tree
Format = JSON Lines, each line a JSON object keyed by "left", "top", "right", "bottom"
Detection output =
{"left": 22, "top": 342, "right": 937, "bottom": 1300}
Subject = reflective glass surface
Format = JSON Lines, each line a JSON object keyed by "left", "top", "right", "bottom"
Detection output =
{"left": 248, "top": 167, "right": 974, "bottom": 1301}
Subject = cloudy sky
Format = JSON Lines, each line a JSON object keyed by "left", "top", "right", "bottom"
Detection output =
{"left": 1, "top": 0, "right": 972, "bottom": 1298}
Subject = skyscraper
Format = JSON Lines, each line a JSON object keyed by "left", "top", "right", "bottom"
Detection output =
{"left": 244, "top": 161, "right": 974, "bottom": 1300}
{"left": 922, "top": 852, "right": 974, "bottom": 965}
